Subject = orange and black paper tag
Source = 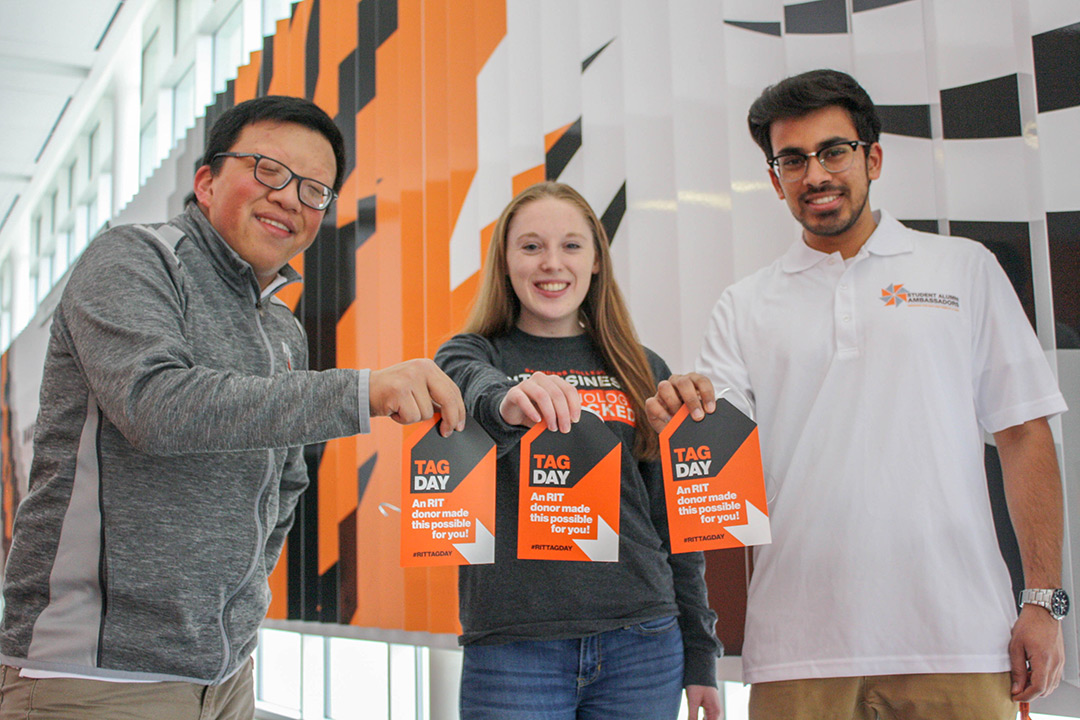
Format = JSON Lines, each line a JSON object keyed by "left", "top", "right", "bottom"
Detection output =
{"left": 517, "top": 411, "right": 621, "bottom": 562}
{"left": 660, "top": 399, "right": 771, "bottom": 553}
{"left": 400, "top": 414, "right": 495, "bottom": 567}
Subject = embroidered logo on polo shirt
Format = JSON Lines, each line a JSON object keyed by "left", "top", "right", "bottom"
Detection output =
{"left": 880, "top": 284, "right": 960, "bottom": 311}
{"left": 880, "top": 284, "right": 908, "bottom": 306}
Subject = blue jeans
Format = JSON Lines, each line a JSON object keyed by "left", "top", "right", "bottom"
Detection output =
{"left": 460, "top": 616, "right": 684, "bottom": 720}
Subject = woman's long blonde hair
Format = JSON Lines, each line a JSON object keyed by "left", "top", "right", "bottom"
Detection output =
{"left": 462, "top": 182, "right": 660, "bottom": 460}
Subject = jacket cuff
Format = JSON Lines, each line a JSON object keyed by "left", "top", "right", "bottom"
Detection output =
{"left": 356, "top": 368, "right": 371, "bottom": 434}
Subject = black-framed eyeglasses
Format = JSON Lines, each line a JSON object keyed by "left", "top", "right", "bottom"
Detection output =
{"left": 768, "top": 141, "right": 870, "bottom": 183}
{"left": 213, "top": 152, "right": 337, "bottom": 211}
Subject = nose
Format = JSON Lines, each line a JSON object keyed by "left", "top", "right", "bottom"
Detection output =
{"left": 267, "top": 178, "right": 303, "bottom": 211}
{"left": 538, "top": 247, "right": 561, "bottom": 270}
{"left": 803, "top": 154, "right": 833, "bottom": 186}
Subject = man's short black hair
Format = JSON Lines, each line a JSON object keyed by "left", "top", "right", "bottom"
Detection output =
{"left": 199, "top": 95, "right": 346, "bottom": 193}
{"left": 747, "top": 69, "right": 881, "bottom": 160}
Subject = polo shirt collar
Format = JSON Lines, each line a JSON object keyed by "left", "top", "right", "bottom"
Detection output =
{"left": 780, "top": 209, "right": 914, "bottom": 273}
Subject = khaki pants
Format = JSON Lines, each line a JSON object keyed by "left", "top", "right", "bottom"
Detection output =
{"left": 749, "top": 672, "right": 1017, "bottom": 720}
{"left": 0, "top": 659, "right": 254, "bottom": 720}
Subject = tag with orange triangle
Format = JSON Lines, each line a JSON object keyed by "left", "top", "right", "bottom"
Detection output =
{"left": 660, "top": 400, "right": 771, "bottom": 553}
{"left": 400, "top": 414, "right": 496, "bottom": 567}
{"left": 517, "top": 411, "right": 621, "bottom": 562}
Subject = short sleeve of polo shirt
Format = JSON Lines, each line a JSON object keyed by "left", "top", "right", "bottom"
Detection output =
{"left": 695, "top": 287, "right": 755, "bottom": 418}
{"left": 970, "top": 246, "right": 1067, "bottom": 433}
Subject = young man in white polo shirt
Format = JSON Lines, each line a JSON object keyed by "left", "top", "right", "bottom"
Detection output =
{"left": 646, "top": 69, "right": 1068, "bottom": 719}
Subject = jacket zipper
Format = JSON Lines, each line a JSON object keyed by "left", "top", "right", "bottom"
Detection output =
{"left": 213, "top": 291, "right": 278, "bottom": 682}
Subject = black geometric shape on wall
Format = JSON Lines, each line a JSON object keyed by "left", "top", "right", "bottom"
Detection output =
{"left": 298, "top": 206, "right": 356, "bottom": 373}
{"left": 723, "top": 20, "right": 782, "bottom": 37}
{"left": 305, "top": 0, "right": 320, "bottom": 101}
{"left": 951, "top": 220, "right": 1035, "bottom": 329}
{"left": 335, "top": 0, "right": 398, "bottom": 183}
{"left": 784, "top": 0, "right": 847, "bottom": 34}
{"left": 1047, "top": 210, "right": 1080, "bottom": 347}
{"left": 600, "top": 182, "right": 627, "bottom": 244}
{"left": 353, "top": 194, "right": 377, "bottom": 250}
{"left": 338, "top": 507, "right": 358, "bottom": 623}
{"left": 940, "top": 75, "right": 1022, "bottom": 139}
{"left": 204, "top": 82, "right": 235, "bottom": 136}
{"left": 853, "top": 0, "right": 915, "bottom": 11}
{"left": 336, "top": 52, "right": 359, "bottom": 179}
{"left": 1032, "top": 21, "right": 1080, "bottom": 113}
{"left": 898, "top": 219, "right": 939, "bottom": 234}
{"left": 290, "top": 442, "right": 327, "bottom": 620}
{"left": 582, "top": 38, "right": 614, "bottom": 72}
{"left": 319, "top": 560, "right": 339, "bottom": 622}
{"left": 356, "top": 0, "right": 379, "bottom": 111}
{"left": 374, "top": 0, "right": 399, "bottom": 46}
{"left": 259, "top": 35, "right": 275, "bottom": 96}
{"left": 357, "top": 453, "right": 377, "bottom": 502}
{"left": 546, "top": 117, "right": 581, "bottom": 180}
{"left": 877, "top": 104, "right": 931, "bottom": 138}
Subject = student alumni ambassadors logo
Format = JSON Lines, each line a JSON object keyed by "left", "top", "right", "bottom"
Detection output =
{"left": 880, "top": 283, "right": 960, "bottom": 311}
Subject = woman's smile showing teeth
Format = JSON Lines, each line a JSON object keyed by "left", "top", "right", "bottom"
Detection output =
{"left": 536, "top": 281, "right": 570, "bottom": 293}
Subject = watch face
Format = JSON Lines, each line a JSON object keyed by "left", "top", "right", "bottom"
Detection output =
{"left": 1052, "top": 589, "right": 1070, "bottom": 619}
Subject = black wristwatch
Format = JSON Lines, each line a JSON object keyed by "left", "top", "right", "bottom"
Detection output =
{"left": 1018, "top": 588, "right": 1070, "bottom": 621}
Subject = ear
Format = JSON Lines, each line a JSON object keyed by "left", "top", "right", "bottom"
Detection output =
{"left": 768, "top": 167, "right": 785, "bottom": 200}
{"left": 867, "top": 142, "right": 883, "bottom": 181}
{"left": 193, "top": 165, "right": 215, "bottom": 208}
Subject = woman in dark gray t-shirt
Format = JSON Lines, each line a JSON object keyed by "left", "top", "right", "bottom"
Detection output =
{"left": 435, "top": 182, "right": 722, "bottom": 720}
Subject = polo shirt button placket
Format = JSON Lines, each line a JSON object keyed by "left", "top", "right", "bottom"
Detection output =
{"left": 835, "top": 267, "right": 858, "bottom": 357}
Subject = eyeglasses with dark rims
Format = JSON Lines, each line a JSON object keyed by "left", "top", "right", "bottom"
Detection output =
{"left": 213, "top": 152, "right": 337, "bottom": 210}
{"left": 768, "top": 140, "right": 870, "bottom": 183}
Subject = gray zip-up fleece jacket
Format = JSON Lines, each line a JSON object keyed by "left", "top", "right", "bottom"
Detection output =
{"left": 0, "top": 204, "right": 368, "bottom": 684}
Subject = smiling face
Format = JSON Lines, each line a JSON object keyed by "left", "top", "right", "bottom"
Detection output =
{"left": 194, "top": 120, "right": 336, "bottom": 288}
{"left": 506, "top": 196, "right": 599, "bottom": 337}
{"left": 768, "top": 105, "right": 882, "bottom": 258}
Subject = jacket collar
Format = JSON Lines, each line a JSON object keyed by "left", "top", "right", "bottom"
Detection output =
{"left": 172, "top": 204, "right": 302, "bottom": 300}
{"left": 780, "top": 209, "right": 914, "bottom": 273}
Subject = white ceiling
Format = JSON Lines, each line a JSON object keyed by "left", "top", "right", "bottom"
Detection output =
{"left": 0, "top": 0, "right": 125, "bottom": 233}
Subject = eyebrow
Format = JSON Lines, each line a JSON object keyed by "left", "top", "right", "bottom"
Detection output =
{"left": 512, "top": 231, "right": 589, "bottom": 242}
{"left": 774, "top": 135, "right": 853, "bottom": 155}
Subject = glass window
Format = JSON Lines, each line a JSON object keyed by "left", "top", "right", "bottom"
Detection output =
{"left": 262, "top": 0, "right": 292, "bottom": 35}
{"left": 86, "top": 201, "right": 98, "bottom": 248}
{"left": 139, "top": 117, "right": 157, "bottom": 185}
{"left": 212, "top": 3, "right": 243, "bottom": 96}
{"left": 328, "top": 637, "right": 389, "bottom": 719}
{"left": 1, "top": 257, "right": 12, "bottom": 349}
{"left": 257, "top": 629, "right": 301, "bottom": 713}
{"left": 141, "top": 30, "right": 160, "bottom": 104}
{"left": 173, "top": 65, "right": 196, "bottom": 144}
{"left": 174, "top": 0, "right": 194, "bottom": 51}
{"left": 87, "top": 126, "right": 96, "bottom": 180}
{"left": 36, "top": 253, "right": 53, "bottom": 303}
{"left": 53, "top": 233, "right": 69, "bottom": 283}
{"left": 73, "top": 204, "right": 89, "bottom": 258}
{"left": 68, "top": 163, "right": 77, "bottom": 209}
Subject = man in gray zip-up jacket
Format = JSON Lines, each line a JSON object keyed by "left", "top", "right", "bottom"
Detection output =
{"left": 0, "top": 96, "right": 463, "bottom": 719}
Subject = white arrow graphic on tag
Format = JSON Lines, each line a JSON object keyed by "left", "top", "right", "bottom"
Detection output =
{"left": 573, "top": 516, "right": 619, "bottom": 562}
{"left": 453, "top": 519, "right": 494, "bottom": 565}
